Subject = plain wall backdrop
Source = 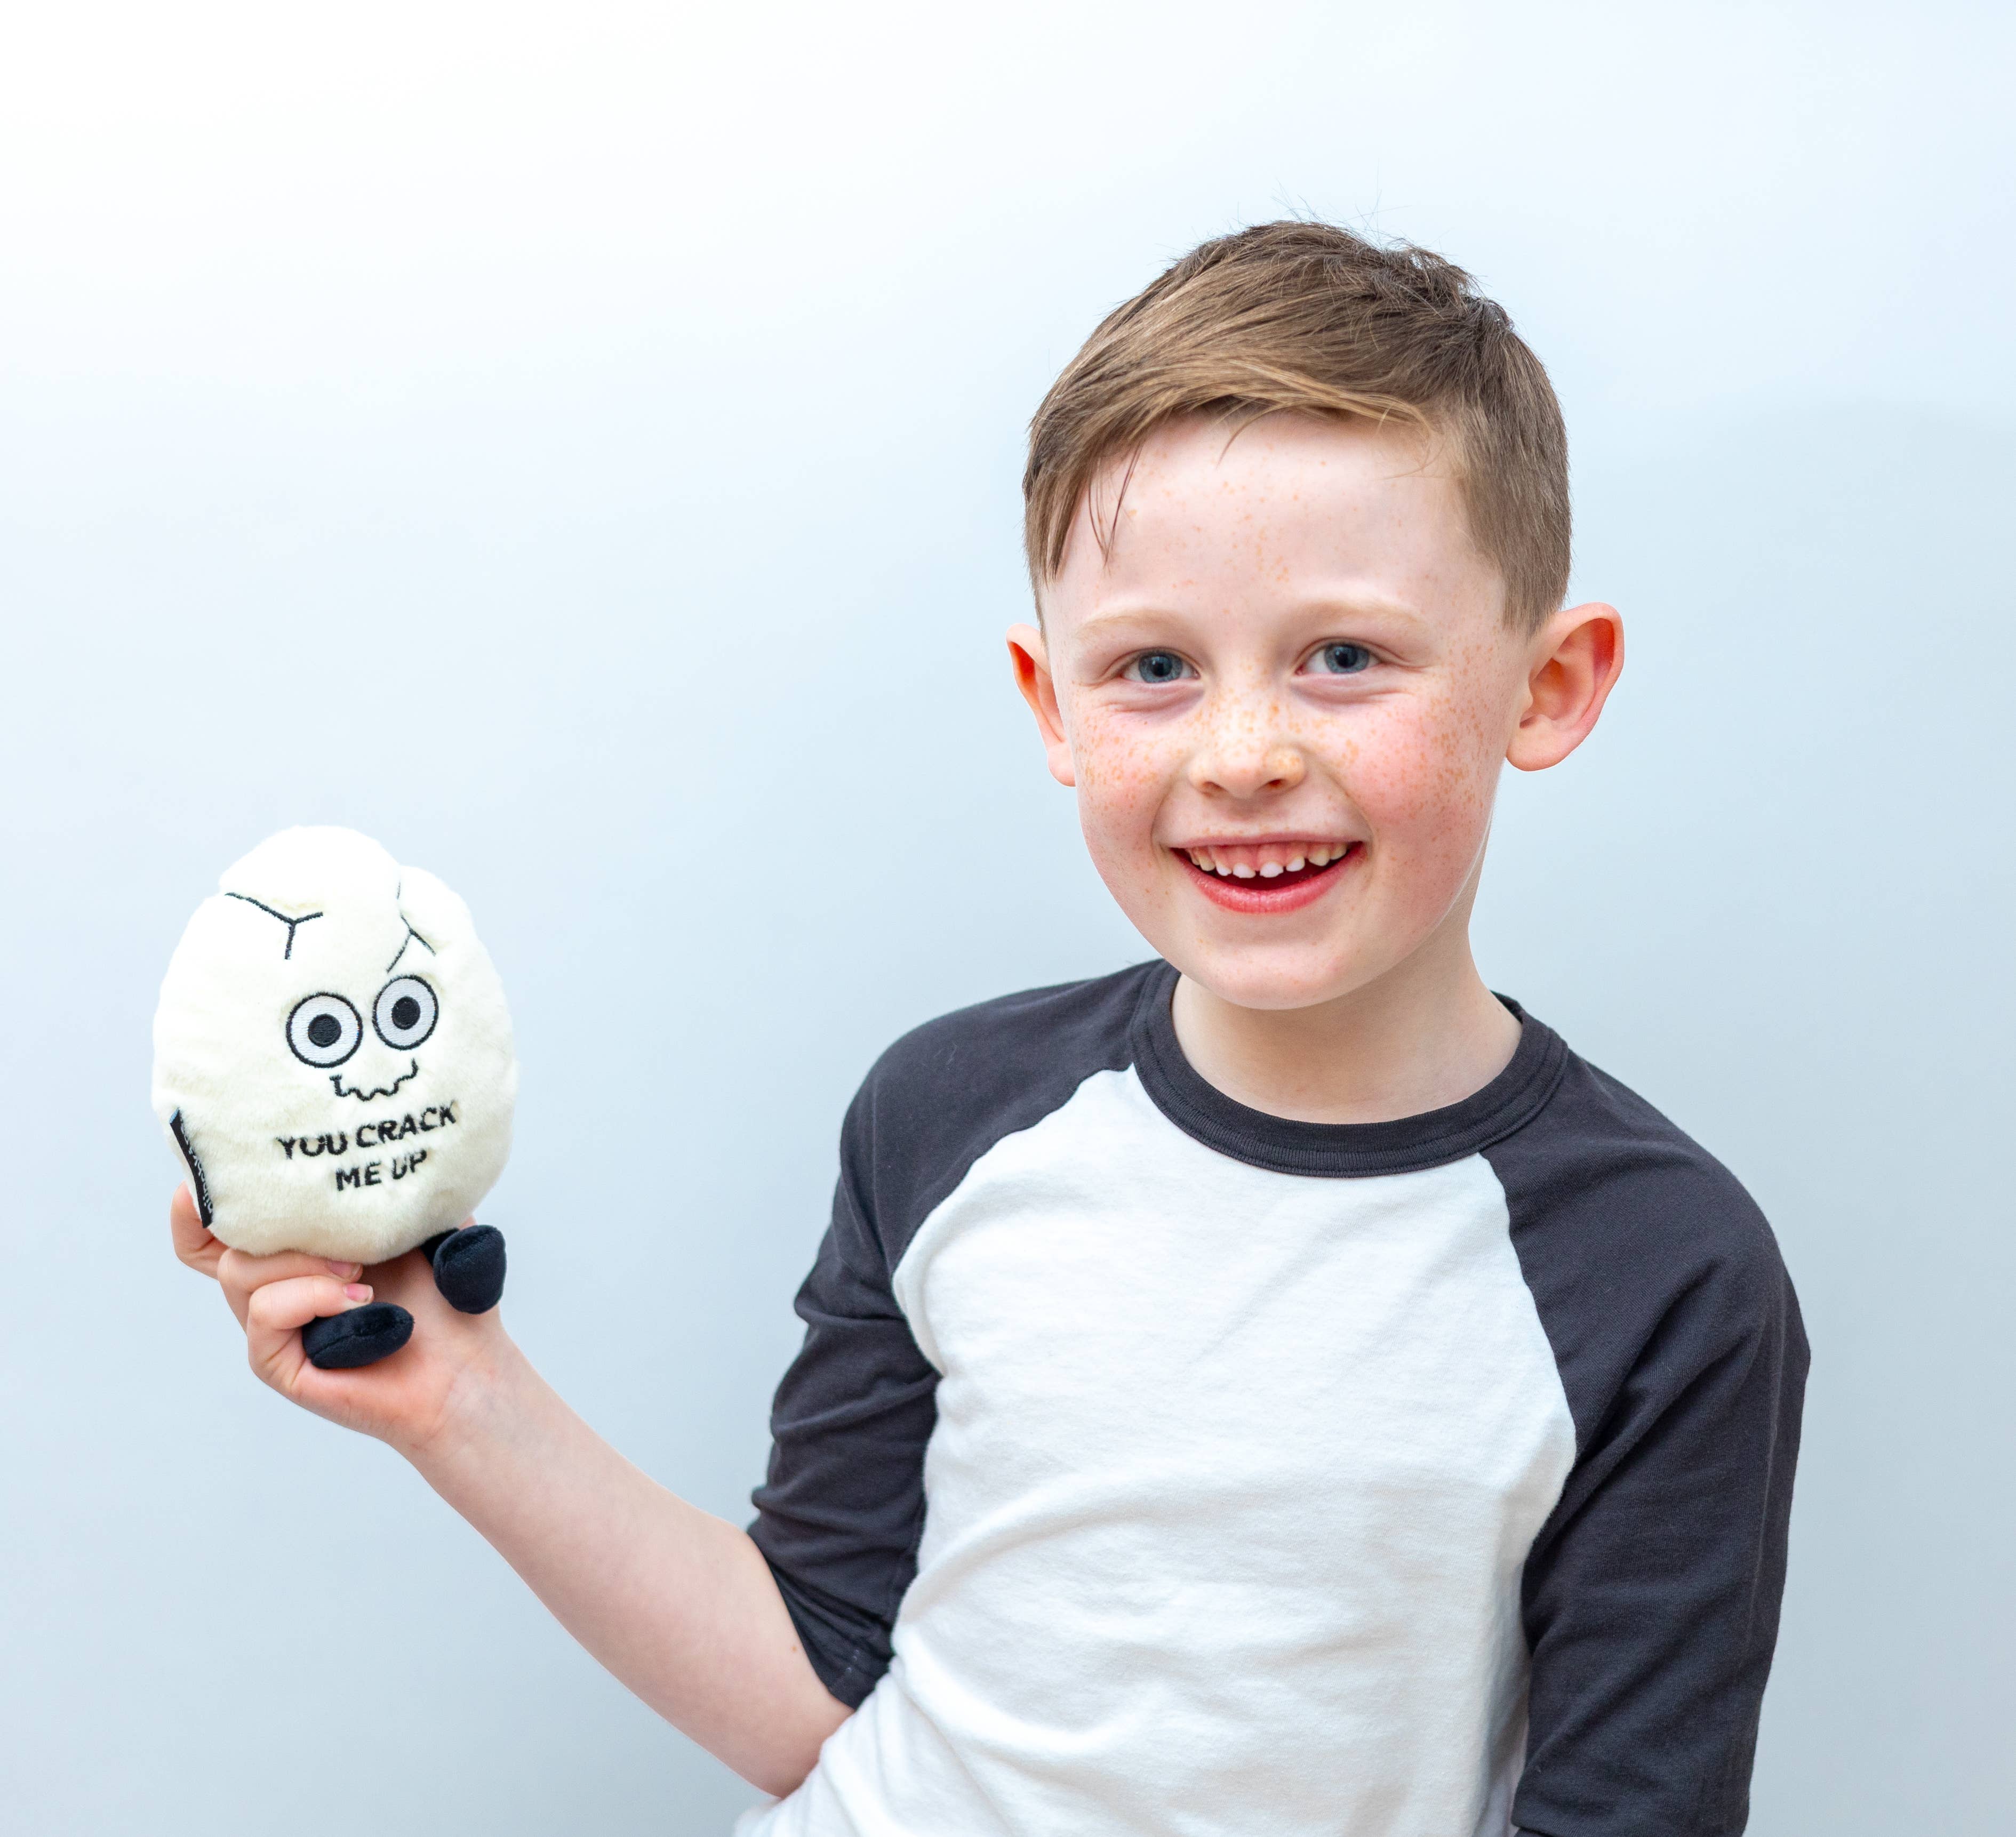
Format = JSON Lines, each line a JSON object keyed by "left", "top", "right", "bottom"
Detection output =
{"left": 2, "top": 3, "right": 2010, "bottom": 1831}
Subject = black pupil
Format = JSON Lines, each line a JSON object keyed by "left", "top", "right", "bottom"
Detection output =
{"left": 1143, "top": 653, "right": 1179, "bottom": 680}
{"left": 307, "top": 1013, "right": 342, "bottom": 1049}
{"left": 391, "top": 996, "right": 421, "bottom": 1031}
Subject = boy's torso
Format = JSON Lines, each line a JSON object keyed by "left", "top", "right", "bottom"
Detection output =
{"left": 748, "top": 962, "right": 1805, "bottom": 1837}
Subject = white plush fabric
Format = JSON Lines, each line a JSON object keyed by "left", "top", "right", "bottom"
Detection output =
{"left": 152, "top": 827, "right": 517, "bottom": 1263}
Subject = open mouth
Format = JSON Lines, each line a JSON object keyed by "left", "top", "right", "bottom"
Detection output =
{"left": 1174, "top": 840, "right": 1361, "bottom": 911}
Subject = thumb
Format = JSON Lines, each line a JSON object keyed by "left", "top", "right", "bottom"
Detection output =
{"left": 170, "top": 1183, "right": 227, "bottom": 1280}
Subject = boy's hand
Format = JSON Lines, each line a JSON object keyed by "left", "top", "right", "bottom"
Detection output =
{"left": 169, "top": 1186, "right": 846, "bottom": 1792}
{"left": 170, "top": 1183, "right": 503, "bottom": 1457}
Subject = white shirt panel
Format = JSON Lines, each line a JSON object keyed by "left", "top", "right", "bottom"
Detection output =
{"left": 749, "top": 1065, "right": 1576, "bottom": 1836}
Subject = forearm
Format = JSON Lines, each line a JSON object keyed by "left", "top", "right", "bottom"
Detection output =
{"left": 407, "top": 1338, "right": 849, "bottom": 1795}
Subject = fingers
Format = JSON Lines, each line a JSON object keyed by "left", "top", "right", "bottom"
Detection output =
{"left": 244, "top": 1274, "right": 377, "bottom": 1391}
{"left": 217, "top": 1246, "right": 367, "bottom": 1331}
{"left": 244, "top": 1273, "right": 374, "bottom": 1338}
{"left": 170, "top": 1184, "right": 225, "bottom": 1279}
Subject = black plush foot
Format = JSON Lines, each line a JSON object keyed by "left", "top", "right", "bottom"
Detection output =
{"left": 302, "top": 1304, "right": 414, "bottom": 1370}
{"left": 426, "top": 1223, "right": 507, "bottom": 1314}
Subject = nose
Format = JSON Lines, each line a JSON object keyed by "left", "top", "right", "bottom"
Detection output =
{"left": 1186, "top": 693, "right": 1307, "bottom": 800}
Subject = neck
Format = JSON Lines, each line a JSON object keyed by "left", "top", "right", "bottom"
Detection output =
{"left": 1169, "top": 920, "right": 1521, "bottom": 1127}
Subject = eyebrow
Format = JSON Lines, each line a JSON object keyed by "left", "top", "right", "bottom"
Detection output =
{"left": 223, "top": 892, "right": 323, "bottom": 960}
{"left": 1071, "top": 592, "right": 1429, "bottom": 641}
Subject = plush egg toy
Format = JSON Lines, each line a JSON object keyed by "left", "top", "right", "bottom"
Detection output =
{"left": 153, "top": 827, "right": 517, "bottom": 1369}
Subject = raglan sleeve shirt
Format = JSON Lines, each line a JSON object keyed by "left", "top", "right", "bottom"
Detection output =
{"left": 748, "top": 962, "right": 1807, "bottom": 1837}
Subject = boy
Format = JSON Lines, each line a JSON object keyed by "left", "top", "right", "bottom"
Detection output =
{"left": 172, "top": 222, "right": 1806, "bottom": 1835}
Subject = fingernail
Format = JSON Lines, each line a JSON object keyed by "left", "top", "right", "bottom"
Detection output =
{"left": 344, "top": 1284, "right": 372, "bottom": 1303}
{"left": 327, "top": 1260, "right": 363, "bottom": 1279}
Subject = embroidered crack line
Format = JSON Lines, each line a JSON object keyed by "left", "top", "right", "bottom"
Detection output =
{"left": 225, "top": 892, "right": 324, "bottom": 960}
{"left": 386, "top": 916, "right": 437, "bottom": 973}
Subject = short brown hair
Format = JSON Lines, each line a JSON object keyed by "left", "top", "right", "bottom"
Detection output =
{"left": 1023, "top": 221, "right": 1570, "bottom": 632}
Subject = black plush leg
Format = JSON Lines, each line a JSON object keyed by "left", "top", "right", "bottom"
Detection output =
{"left": 302, "top": 1304, "right": 414, "bottom": 1370}
{"left": 425, "top": 1224, "right": 507, "bottom": 1315}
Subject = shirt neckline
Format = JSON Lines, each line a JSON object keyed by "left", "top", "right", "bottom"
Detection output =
{"left": 1126, "top": 959, "right": 1569, "bottom": 1178}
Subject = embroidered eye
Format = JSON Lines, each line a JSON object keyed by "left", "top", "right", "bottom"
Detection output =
{"left": 1306, "top": 642, "right": 1373, "bottom": 675}
{"left": 1123, "top": 650, "right": 1195, "bottom": 684}
{"left": 374, "top": 975, "right": 438, "bottom": 1049}
{"left": 287, "top": 993, "right": 363, "bottom": 1067}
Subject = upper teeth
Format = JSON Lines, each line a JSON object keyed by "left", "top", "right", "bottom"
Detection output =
{"left": 1183, "top": 843, "right": 1348, "bottom": 876}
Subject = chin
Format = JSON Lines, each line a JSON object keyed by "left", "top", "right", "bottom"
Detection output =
{"left": 1168, "top": 940, "right": 1378, "bottom": 1013}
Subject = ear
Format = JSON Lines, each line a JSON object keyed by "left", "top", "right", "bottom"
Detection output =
{"left": 1007, "top": 622, "right": 1076, "bottom": 788}
{"left": 1506, "top": 601, "right": 1625, "bottom": 773}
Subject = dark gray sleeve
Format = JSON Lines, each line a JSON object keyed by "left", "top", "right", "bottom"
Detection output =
{"left": 748, "top": 966, "right": 1150, "bottom": 1707}
{"left": 747, "top": 1075, "right": 939, "bottom": 1707}
{"left": 1489, "top": 1062, "right": 1809, "bottom": 1837}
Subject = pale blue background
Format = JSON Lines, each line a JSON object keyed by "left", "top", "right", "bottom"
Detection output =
{"left": 2, "top": 3, "right": 2011, "bottom": 1831}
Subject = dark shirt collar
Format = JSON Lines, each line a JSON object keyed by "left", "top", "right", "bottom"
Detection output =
{"left": 1128, "top": 959, "right": 1567, "bottom": 1178}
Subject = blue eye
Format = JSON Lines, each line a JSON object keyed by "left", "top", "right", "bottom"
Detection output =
{"left": 1306, "top": 643, "right": 1373, "bottom": 676}
{"left": 1124, "top": 651, "right": 1195, "bottom": 684}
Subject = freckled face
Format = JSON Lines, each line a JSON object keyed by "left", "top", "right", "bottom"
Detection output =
{"left": 1031, "top": 412, "right": 1536, "bottom": 1011}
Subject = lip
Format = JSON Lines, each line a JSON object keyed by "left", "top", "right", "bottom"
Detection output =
{"left": 1174, "top": 843, "right": 1361, "bottom": 913}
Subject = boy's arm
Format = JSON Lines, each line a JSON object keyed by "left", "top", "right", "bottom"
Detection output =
{"left": 745, "top": 1061, "right": 949, "bottom": 1709}
{"left": 1491, "top": 1117, "right": 1810, "bottom": 1837}
{"left": 1514, "top": 1258, "right": 1804, "bottom": 1836}
{"left": 170, "top": 1186, "right": 849, "bottom": 1796}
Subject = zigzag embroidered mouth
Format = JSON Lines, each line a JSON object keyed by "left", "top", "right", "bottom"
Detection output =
{"left": 331, "top": 1058, "right": 420, "bottom": 1100}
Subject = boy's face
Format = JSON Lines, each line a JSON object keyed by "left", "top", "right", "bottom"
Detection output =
{"left": 1011, "top": 412, "right": 1618, "bottom": 1013}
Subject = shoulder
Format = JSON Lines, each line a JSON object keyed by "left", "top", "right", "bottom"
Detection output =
{"left": 1485, "top": 1035, "right": 1806, "bottom": 1434}
{"left": 862, "top": 960, "right": 1152, "bottom": 1105}
{"left": 839, "top": 961, "right": 1158, "bottom": 1259}
{"left": 1491, "top": 1042, "right": 1786, "bottom": 1286}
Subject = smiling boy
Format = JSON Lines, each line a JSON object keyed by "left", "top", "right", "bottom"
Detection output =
{"left": 174, "top": 222, "right": 1806, "bottom": 1836}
